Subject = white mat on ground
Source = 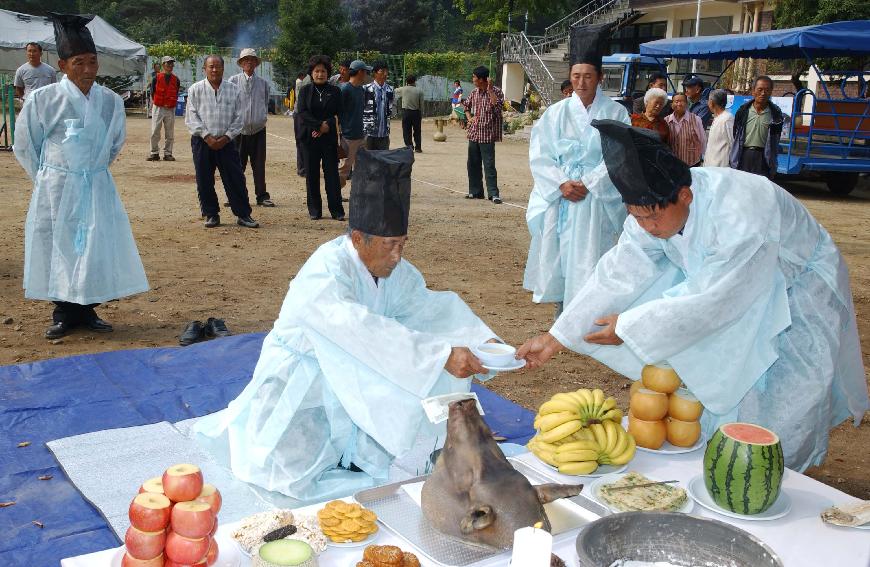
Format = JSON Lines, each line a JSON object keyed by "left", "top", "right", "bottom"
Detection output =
{"left": 46, "top": 417, "right": 426, "bottom": 538}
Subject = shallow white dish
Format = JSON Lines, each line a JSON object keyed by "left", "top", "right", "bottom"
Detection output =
{"left": 325, "top": 529, "right": 379, "bottom": 548}
{"left": 687, "top": 475, "right": 792, "bottom": 521}
{"left": 588, "top": 473, "right": 694, "bottom": 514}
{"left": 482, "top": 359, "right": 526, "bottom": 372}
{"left": 622, "top": 416, "right": 706, "bottom": 454}
{"left": 472, "top": 342, "right": 517, "bottom": 367}
{"left": 112, "top": 533, "right": 241, "bottom": 567}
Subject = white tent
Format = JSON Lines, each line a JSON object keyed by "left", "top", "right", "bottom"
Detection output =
{"left": 0, "top": 9, "right": 146, "bottom": 80}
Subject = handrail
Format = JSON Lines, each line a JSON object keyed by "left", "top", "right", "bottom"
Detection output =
{"left": 502, "top": 32, "right": 560, "bottom": 105}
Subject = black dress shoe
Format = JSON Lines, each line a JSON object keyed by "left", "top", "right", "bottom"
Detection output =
{"left": 257, "top": 199, "right": 276, "bottom": 207}
{"left": 237, "top": 216, "right": 260, "bottom": 228}
{"left": 415, "top": 148, "right": 423, "bottom": 153}
{"left": 309, "top": 214, "right": 321, "bottom": 220}
{"left": 204, "top": 317, "right": 231, "bottom": 338}
{"left": 85, "top": 318, "right": 113, "bottom": 333}
{"left": 332, "top": 214, "right": 346, "bottom": 221}
{"left": 205, "top": 215, "right": 220, "bottom": 228}
{"left": 179, "top": 321, "right": 205, "bottom": 346}
{"left": 45, "top": 321, "right": 75, "bottom": 339}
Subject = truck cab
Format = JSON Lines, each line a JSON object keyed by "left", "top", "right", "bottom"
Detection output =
{"left": 600, "top": 53, "right": 668, "bottom": 112}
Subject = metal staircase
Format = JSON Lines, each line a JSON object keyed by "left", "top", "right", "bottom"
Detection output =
{"left": 502, "top": 0, "right": 639, "bottom": 106}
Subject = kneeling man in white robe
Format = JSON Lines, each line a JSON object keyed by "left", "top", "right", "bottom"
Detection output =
{"left": 195, "top": 148, "right": 497, "bottom": 500}
{"left": 518, "top": 120, "right": 868, "bottom": 471}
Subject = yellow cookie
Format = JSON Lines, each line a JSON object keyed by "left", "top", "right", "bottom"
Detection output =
{"left": 349, "top": 533, "right": 368, "bottom": 542}
{"left": 360, "top": 509, "right": 377, "bottom": 523}
{"left": 319, "top": 516, "right": 341, "bottom": 528}
{"left": 345, "top": 506, "right": 362, "bottom": 518}
{"left": 340, "top": 518, "right": 362, "bottom": 532}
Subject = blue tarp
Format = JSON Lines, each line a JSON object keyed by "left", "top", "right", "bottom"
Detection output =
{"left": 0, "top": 334, "right": 535, "bottom": 566}
{"left": 640, "top": 20, "right": 870, "bottom": 60}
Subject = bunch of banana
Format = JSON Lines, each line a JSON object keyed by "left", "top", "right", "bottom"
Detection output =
{"left": 534, "top": 388, "right": 623, "bottom": 427}
{"left": 528, "top": 419, "right": 637, "bottom": 475}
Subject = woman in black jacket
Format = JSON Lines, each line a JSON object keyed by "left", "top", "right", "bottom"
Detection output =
{"left": 297, "top": 55, "right": 344, "bottom": 220}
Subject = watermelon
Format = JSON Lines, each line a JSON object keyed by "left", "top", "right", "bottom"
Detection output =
{"left": 703, "top": 422, "right": 784, "bottom": 515}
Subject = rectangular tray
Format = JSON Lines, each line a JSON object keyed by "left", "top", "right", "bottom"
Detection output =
{"left": 353, "top": 457, "right": 606, "bottom": 567}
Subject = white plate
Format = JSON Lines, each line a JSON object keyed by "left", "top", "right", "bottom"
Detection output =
{"left": 482, "top": 359, "right": 526, "bottom": 372}
{"left": 325, "top": 529, "right": 379, "bottom": 548}
{"left": 587, "top": 473, "right": 694, "bottom": 514}
{"left": 621, "top": 416, "right": 706, "bottom": 455}
{"left": 531, "top": 452, "right": 628, "bottom": 478}
{"left": 112, "top": 534, "right": 241, "bottom": 567}
{"left": 687, "top": 475, "right": 792, "bottom": 521}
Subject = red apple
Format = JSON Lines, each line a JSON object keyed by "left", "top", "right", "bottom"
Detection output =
{"left": 170, "top": 501, "right": 214, "bottom": 539}
{"left": 195, "top": 484, "right": 222, "bottom": 515}
{"left": 165, "top": 531, "right": 209, "bottom": 564}
{"left": 164, "top": 560, "right": 206, "bottom": 567}
{"left": 208, "top": 517, "right": 218, "bottom": 538}
{"left": 138, "top": 477, "right": 166, "bottom": 496}
{"left": 206, "top": 537, "right": 218, "bottom": 566}
{"left": 129, "top": 493, "right": 172, "bottom": 532}
{"left": 121, "top": 552, "right": 165, "bottom": 567}
{"left": 162, "top": 464, "right": 203, "bottom": 502}
{"left": 124, "top": 525, "right": 166, "bottom": 560}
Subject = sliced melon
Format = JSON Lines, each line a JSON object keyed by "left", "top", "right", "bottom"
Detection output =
{"left": 253, "top": 539, "right": 318, "bottom": 567}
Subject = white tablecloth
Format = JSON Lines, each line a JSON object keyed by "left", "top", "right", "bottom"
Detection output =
{"left": 61, "top": 449, "right": 869, "bottom": 567}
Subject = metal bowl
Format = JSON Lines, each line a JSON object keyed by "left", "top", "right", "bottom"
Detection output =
{"left": 575, "top": 512, "right": 782, "bottom": 567}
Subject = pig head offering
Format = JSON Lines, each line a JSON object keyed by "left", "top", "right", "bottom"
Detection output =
{"left": 420, "top": 398, "right": 582, "bottom": 549}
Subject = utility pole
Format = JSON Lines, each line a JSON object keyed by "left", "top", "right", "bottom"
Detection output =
{"left": 692, "top": 0, "right": 701, "bottom": 73}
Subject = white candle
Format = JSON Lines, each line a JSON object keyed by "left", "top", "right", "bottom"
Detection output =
{"left": 510, "top": 525, "right": 553, "bottom": 566}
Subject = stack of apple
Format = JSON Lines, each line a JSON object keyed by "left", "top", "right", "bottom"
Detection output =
{"left": 123, "top": 463, "right": 223, "bottom": 567}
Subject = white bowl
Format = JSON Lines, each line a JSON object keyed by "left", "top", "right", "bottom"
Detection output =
{"left": 472, "top": 343, "right": 517, "bottom": 367}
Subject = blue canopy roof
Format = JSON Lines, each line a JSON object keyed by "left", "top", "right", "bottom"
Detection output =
{"left": 640, "top": 20, "right": 870, "bottom": 60}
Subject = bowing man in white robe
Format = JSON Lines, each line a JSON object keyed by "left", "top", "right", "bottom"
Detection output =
{"left": 524, "top": 22, "right": 630, "bottom": 313}
{"left": 194, "top": 148, "right": 498, "bottom": 501}
{"left": 518, "top": 120, "right": 868, "bottom": 472}
{"left": 13, "top": 13, "right": 148, "bottom": 340}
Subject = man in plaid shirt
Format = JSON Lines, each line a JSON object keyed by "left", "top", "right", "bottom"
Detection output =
{"left": 463, "top": 66, "right": 503, "bottom": 204}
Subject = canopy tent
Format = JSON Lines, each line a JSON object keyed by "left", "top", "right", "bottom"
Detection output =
{"left": 640, "top": 20, "right": 870, "bottom": 60}
{"left": 0, "top": 9, "right": 146, "bottom": 79}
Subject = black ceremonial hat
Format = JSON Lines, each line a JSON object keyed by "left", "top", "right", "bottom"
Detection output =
{"left": 349, "top": 147, "right": 414, "bottom": 237}
{"left": 48, "top": 12, "right": 97, "bottom": 59}
{"left": 569, "top": 22, "right": 616, "bottom": 70}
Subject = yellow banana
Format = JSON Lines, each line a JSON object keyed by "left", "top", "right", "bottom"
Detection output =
{"left": 589, "top": 423, "right": 608, "bottom": 449}
{"left": 608, "top": 434, "right": 637, "bottom": 466}
{"left": 532, "top": 447, "right": 560, "bottom": 467}
{"left": 608, "top": 425, "right": 630, "bottom": 459}
{"left": 532, "top": 438, "right": 562, "bottom": 453}
{"left": 536, "top": 411, "right": 580, "bottom": 432}
{"left": 538, "top": 398, "right": 578, "bottom": 415}
{"left": 600, "top": 408, "right": 623, "bottom": 423}
{"left": 573, "top": 428, "right": 596, "bottom": 442}
{"left": 598, "top": 397, "right": 617, "bottom": 416}
{"left": 538, "top": 419, "right": 583, "bottom": 443}
{"left": 558, "top": 461, "right": 599, "bottom": 475}
{"left": 555, "top": 440, "right": 600, "bottom": 453}
{"left": 591, "top": 389, "right": 605, "bottom": 415}
{"left": 574, "top": 389, "right": 594, "bottom": 412}
{"left": 552, "top": 392, "right": 579, "bottom": 406}
{"left": 603, "top": 419, "right": 620, "bottom": 454}
{"left": 555, "top": 450, "right": 599, "bottom": 463}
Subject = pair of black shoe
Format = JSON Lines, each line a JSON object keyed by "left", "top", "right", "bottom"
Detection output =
{"left": 45, "top": 317, "right": 112, "bottom": 339}
{"left": 179, "top": 317, "right": 231, "bottom": 346}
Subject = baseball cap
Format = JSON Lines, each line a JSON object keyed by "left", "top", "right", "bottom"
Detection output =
{"left": 349, "top": 60, "right": 372, "bottom": 72}
{"left": 161, "top": 56, "right": 175, "bottom": 64}
{"left": 237, "top": 48, "right": 260, "bottom": 65}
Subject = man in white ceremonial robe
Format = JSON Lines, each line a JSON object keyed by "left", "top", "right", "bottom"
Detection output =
{"left": 524, "top": 22, "right": 630, "bottom": 315}
{"left": 195, "top": 148, "right": 499, "bottom": 501}
{"left": 518, "top": 120, "right": 868, "bottom": 472}
{"left": 13, "top": 13, "right": 148, "bottom": 340}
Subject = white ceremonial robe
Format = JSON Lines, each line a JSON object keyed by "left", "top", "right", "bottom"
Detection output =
{"left": 194, "top": 236, "right": 496, "bottom": 501}
{"left": 524, "top": 88, "right": 630, "bottom": 304}
{"left": 13, "top": 77, "right": 148, "bottom": 304}
{"left": 551, "top": 168, "right": 868, "bottom": 471}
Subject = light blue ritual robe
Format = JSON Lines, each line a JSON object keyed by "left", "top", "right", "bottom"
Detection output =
{"left": 13, "top": 77, "right": 148, "bottom": 304}
{"left": 524, "top": 88, "right": 630, "bottom": 304}
{"left": 194, "top": 236, "right": 497, "bottom": 501}
{"left": 550, "top": 168, "right": 868, "bottom": 471}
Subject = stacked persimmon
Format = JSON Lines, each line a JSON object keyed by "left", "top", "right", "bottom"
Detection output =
{"left": 123, "top": 464, "right": 222, "bottom": 567}
{"left": 628, "top": 365, "right": 704, "bottom": 450}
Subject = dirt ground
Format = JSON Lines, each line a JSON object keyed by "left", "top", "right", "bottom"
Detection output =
{"left": 1, "top": 114, "right": 868, "bottom": 498}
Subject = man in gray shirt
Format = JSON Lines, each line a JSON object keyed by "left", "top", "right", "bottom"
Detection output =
{"left": 14, "top": 42, "right": 57, "bottom": 100}
{"left": 397, "top": 74, "right": 424, "bottom": 152}
{"left": 228, "top": 48, "right": 274, "bottom": 207}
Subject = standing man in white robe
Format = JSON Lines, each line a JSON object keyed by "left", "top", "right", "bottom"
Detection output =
{"left": 517, "top": 120, "right": 868, "bottom": 471}
{"left": 13, "top": 13, "right": 149, "bottom": 340}
{"left": 524, "top": 22, "right": 630, "bottom": 316}
{"left": 195, "top": 147, "right": 499, "bottom": 501}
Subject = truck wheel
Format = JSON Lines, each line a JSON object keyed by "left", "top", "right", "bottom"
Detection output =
{"left": 826, "top": 172, "right": 859, "bottom": 196}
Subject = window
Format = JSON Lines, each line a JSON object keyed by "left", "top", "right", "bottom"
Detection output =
{"left": 608, "top": 21, "right": 667, "bottom": 55}
{"left": 677, "top": 16, "right": 733, "bottom": 75}
{"left": 601, "top": 65, "right": 626, "bottom": 97}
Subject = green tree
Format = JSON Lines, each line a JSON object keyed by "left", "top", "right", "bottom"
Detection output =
{"left": 276, "top": 0, "right": 354, "bottom": 75}
{"left": 453, "top": 0, "right": 575, "bottom": 43}
{"left": 0, "top": 0, "right": 75, "bottom": 16}
{"left": 774, "top": 0, "right": 870, "bottom": 29}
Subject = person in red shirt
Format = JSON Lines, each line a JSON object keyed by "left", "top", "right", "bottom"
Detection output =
{"left": 463, "top": 66, "right": 504, "bottom": 204}
{"left": 148, "top": 56, "right": 181, "bottom": 161}
{"left": 630, "top": 87, "right": 669, "bottom": 144}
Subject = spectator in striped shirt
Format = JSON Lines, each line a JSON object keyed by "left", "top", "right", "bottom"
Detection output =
{"left": 665, "top": 93, "right": 706, "bottom": 167}
{"left": 463, "top": 66, "right": 504, "bottom": 204}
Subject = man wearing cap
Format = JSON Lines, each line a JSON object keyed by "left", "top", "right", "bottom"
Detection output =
{"left": 524, "top": 22, "right": 630, "bottom": 318}
{"left": 13, "top": 13, "right": 149, "bottom": 339}
{"left": 194, "top": 147, "right": 499, "bottom": 500}
{"left": 148, "top": 56, "right": 180, "bottom": 161}
{"left": 338, "top": 60, "right": 371, "bottom": 189}
{"left": 228, "top": 48, "right": 274, "bottom": 207}
{"left": 517, "top": 120, "right": 868, "bottom": 471}
{"left": 683, "top": 75, "right": 712, "bottom": 129}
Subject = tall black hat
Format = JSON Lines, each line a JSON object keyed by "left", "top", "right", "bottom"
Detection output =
{"left": 349, "top": 147, "right": 414, "bottom": 237}
{"left": 592, "top": 119, "right": 693, "bottom": 207}
{"left": 569, "top": 22, "right": 616, "bottom": 70}
{"left": 48, "top": 12, "right": 97, "bottom": 60}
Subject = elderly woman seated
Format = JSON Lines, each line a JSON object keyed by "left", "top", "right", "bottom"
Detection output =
{"left": 630, "top": 87, "right": 669, "bottom": 143}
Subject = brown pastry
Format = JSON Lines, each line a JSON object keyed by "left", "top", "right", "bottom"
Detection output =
{"left": 402, "top": 551, "right": 421, "bottom": 567}
{"left": 356, "top": 562, "right": 376, "bottom": 567}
